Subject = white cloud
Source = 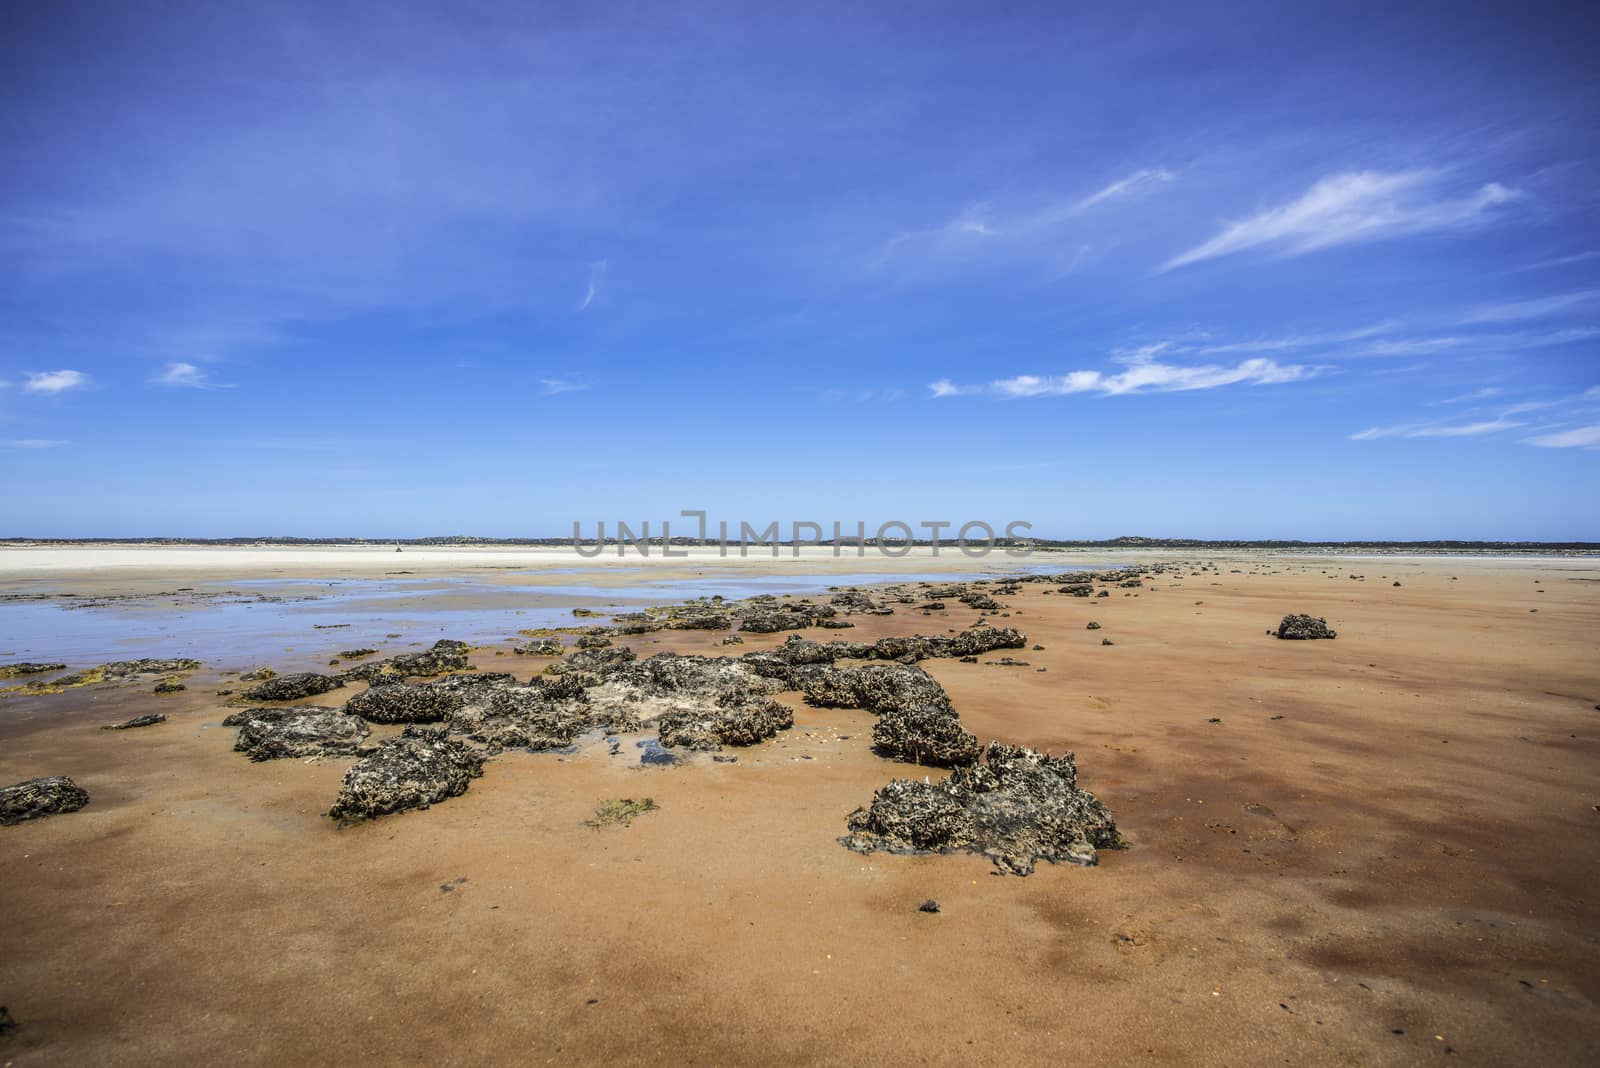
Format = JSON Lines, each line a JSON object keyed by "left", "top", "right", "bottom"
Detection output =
{"left": 1161, "top": 170, "right": 1519, "bottom": 272}
{"left": 23, "top": 369, "right": 90, "bottom": 393}
{"left": 932, "top": 356, "right": 1319, "bottom": 399}
{"left": 1523, "top": 424, "right": 1600, "bottom": 449}
{"left": 0, "top": 438, "right": 67, "bottom": 448}
{"left": 539, "top": 377, "right": 589, "bottom": 395}
{"left": 154, "top": 361, "right": 234, "bottom": 389}
{"left": 1073, "top": 168, "right": 1176, "bottom": 213}
{"left": 577, "top": 259, "right": 608, "bottom": 312}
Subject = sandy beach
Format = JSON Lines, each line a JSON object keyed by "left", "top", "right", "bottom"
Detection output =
{"left": 2, "top": 550, "right": 1598, "bottom": 1065}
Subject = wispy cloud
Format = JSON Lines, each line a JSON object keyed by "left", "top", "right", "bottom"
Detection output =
{"left": 821, "top": 387, "right": 906, "bottom": 404}
{"left": 577, "top": 260, "right": 608, "bottom": 312}
{"left": 1190, "top": 322, "right": 1392, "bottom": 356}
{"left": 877, "top": 166, "right": 1174, "bottom": 276}
{"left": 1161, "top": 170, "right": 1519, "bottom": 272}
{"left": 153, "top": 361, "right": 234, "bottom": 389}
{"left": 23, "top": 370, "right": 90, "bottom": 393}
{"left": 539, "top": 377, "right": 589, "bottom": 395}
{"left": 1350, "top": 417, "right": 1525, "bottom": 440}
{"left": 1430, "top": 387, "right": 1502, "bottom": 406}
{"left": 1458, "top": 290, "right": 1599, "bottom": 324}
{"left": 1516, "top": 250, "right": 1600, "bottom": 272}
{"left": 932, "top": 355, "right": 1320, "bottom": 399}
{"left": 0, "top": 438, "right": 67, "bottom": 448}
{"left": 1073, "top": 168, "right": 1176, "bottom": 213}
{"left": 1523, "top": 424, "right": 1600, "bottom": 449}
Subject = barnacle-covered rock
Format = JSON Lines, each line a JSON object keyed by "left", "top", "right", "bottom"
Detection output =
{"left": 871, "top": 706, "right": 981, "bottom": 766}
{"left": 337, "top": 639, "right": 473, "bottom": 683}
{"left": 948, "top": 626, "right": 1026, "bottom": 657}
{"left": 328, "top": 726, "right": 485, "bottom": 820}
{"left": 344, "top": 683, "right": 464, "bottom": 724}
{"left": 548, "top": 646, "right": 637, "bottom": 677}
{"left": 657, "top": 697, "right": 794, "bottom": 750}
{"left": 240, "top": 672, "right": 341, "bottom": 702}
{"left": 1276, "top": 614, "right": 1337, "bottom": 640}
{"left": 232, "top": 707, "right": 371, "bottom": 761}
{"left": 0, "top": 776, "right": 90, "bottom": 825}
{"left": 0, "top": 661, "right": 66, "bottom": 679}
{"left": 797, "top": 663, "right": 953, "bottom": 716}
{"left": 842, "top": 743, "right": 1122, "bottom": 874}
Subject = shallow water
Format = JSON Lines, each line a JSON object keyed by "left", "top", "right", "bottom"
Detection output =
{"left": 0, "top": 561, "right": 1082, "bottom": 673}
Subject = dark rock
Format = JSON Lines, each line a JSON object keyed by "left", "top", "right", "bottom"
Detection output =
{"left": 338, "top": 648, "right": 378, "bottom": 659}
{"left": 241, "top": 672, "right": 340, "bottom": 702}
{"left": 842, "top": 743, "right": 1123, "bottom": 875}
{"left": 0, "top": 776, "right": 90, "bottom": 825}
{"left": 1086, "top": 622, "right": 1101, "bottom": 630}
{"left": 1101, "top": 638, "right": 1114, "bottom": 646}
{"left": 576, "top": 634, "right": 613, "bottom": 650}
{"left": 636, "top": 737, "right": 680, "bottom": 766}
{"left": 514, "top": 637, "right": 565, "bottom": 656}
{"left": 345, "top": 683, "right": 464, "bottom": 724}
{"left": 1276, "top": 614, "right": 1337, "bottom": 640}
{"left": 918, "top": 899, "right": 941, "bottom": 913}
{"left": 233, "top": 707, "right": 371, "bottom": 761}
{"left": 102, "top": 713, "right": 166, "bottom": 730}
{"left": 240, "top": 667, "right": 276, "bottom": 682}
{"left": 153, "top": 679, "right": 186, "bottom": 694}
{"left": 328, "top": 726, "right": 485, "bottom": 820}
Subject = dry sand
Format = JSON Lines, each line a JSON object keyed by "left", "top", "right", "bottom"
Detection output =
{"left": 2, "top": 553, "right": 1598, "bottom": 1065}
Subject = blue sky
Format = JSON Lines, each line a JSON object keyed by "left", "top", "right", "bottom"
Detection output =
{"left": 2, "top": 1, "right": 1597, "bottom": 539}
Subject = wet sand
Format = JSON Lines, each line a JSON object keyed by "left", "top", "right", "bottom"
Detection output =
{"left": 3, "top": 553, "right": 1599, "bottom": 1065}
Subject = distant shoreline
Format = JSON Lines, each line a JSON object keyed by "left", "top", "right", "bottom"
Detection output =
{"left": 3, "top": 536, "right": 1597, "bottom": 552}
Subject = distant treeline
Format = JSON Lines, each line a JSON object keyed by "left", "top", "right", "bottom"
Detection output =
{"left": 4, "top": 535, "right": 1597, "bottom": 551}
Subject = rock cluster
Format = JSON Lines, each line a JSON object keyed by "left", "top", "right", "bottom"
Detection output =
{"left": 201, "top": 581, "right": 1120, "bottom": 864}
{"left": 841, "top": 744, "right": 1123, "bottom": 874}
